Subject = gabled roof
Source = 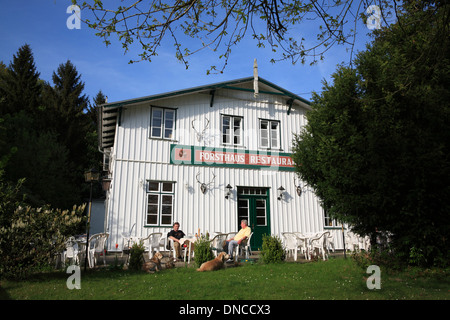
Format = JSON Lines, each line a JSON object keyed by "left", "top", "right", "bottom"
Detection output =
{"left": 98, "top": 76, "right": 311, "bottom": 148}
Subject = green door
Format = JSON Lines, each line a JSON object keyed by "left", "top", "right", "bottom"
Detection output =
{"left": 237, "top": 187, "right": 270, "bottom": 250}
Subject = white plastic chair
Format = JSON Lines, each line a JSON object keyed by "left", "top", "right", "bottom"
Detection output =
{"left": 210, "top": 233, "right": 227, "bottom": 257}
{"left": 121, "top": 232, "right": 130, "bottom": 257}
{"left": 282, "top": 232, "right": 309, "bottom": 261}
{"left": 293, "top": 232, "right": 312, "bottom": 260}
{"left": 123, "top": 236, "right": 141, "bottom": 265}
{"left": 294, "top": 232, "right": 310, "bottom": 260}
{"left": 226, "top": 232, "right": 237, "bottom": 240}
{"left": 121, "top": 234, "right": 141, "bottom": 256}
{"left": 344, "top": 232, "right": 354, "bottom": 252}
{"left": 345, "top": 232, "right": 360, "bottom": 252}
{"left": 142, "top": 232, "right": 163, "bottom": 259}
{"left": 63, "top": 237, "right": 80, "bottom": 266}
{"left": 168, "top": 238, "right": 188, "bottom": 260}
{"left": 356, "top": 235, "right": 370, "bottom": 251}
{"left": 309, "top": 231, "right": 330, "bottom": 260}
{"left": 88, "top": 233, "right": 109, "bottom": 268}
{"left": 234, "top": 232, "right": 253, "bottom": 260}
{"left": 282, "top": 233, "right": 298, "bottom": 260}
{"left": 325, "top": 232, "right": 335, "bottom": 254}
{"left": 363, "top": 236, "right": 371, "bottom": 251}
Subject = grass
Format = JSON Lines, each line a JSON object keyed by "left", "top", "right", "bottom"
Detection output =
{"left": 1, "top": 257, "right": 448, "bottom": 300}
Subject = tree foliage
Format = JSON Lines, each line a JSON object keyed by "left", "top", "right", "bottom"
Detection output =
{"left": 292, "top": 0, "right": 449, "bottom": 266}
{"left": 43, "top": 60, "right": 91, "bottom": 173}
{"left": 0, "top": 46, "right": 103, "bottom": 209}
{"left": 0, "top": 44, "right": 41, "bottom": 117}
{"left": 73, "top": 0, "right": 399, "bottom": 73}
{"left": 2, "top": 112, "right": 77, "bottom": 208}
{"left": 0, "top": 46, "right": 102, "bottom": 278}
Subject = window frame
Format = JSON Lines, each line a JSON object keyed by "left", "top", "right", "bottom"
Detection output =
{"left": 145, "top": 181, "right": 175, "bottom": 227}
{"left": 221, "top": 114, "right": 244, "bottom": 147}
{"left": 258, "top": 119, "right": 281, "bottom": 150}
{"left": 150, "top": 106, "right": 177, "bottom": 140}
{"left": 323, "top": 209, "right": 341, "bottom": 229}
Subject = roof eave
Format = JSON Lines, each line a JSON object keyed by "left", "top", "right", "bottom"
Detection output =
{"left": 98, "top": 77, "right": 312, "bottom": 149}
{"left": 101, "top": 76, "right": 311, "bottom": 109}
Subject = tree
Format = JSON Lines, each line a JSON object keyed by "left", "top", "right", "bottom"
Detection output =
{"left": 2, "top": 112, "right": 78, "bottom": 209}
{"left": 88, "top": 89, "right": 106, "bottom": 126}
{"left": 0, "top": 44, "right": 41, "bottom": 117}
{"left": 73, "top": 0, "right": 402, "bottom": 73}
{"left": 85, "top": 90, "right": 106, "bottom": 192}
{"left": 44, "top": 60, "right": 91, "bottom": 169}
{"left": 292, "top": 1, "right": 449, "bottom": 266}
{"left": 0, "top": 46, "right": 80, "bottom": 209}
{"left": 0, "top": 48, "right": 98, "bottom": 209}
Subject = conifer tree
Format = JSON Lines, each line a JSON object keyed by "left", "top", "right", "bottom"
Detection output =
{"left": 84, "top": 90, "right": 107, "bottom": 199}
{"left": 0, "top": 44, "right": 41, "bottom": 117}
{"left": 44, "top": 60, "right": 90, "bottom": 170}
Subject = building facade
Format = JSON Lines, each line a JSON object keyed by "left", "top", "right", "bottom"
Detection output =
{"left": 99, "top": 77, "right": 344, "bottom": 252}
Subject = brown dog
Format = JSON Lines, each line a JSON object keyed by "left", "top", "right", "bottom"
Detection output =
{"left": 196, "top": 252, "right": 230, "bottom": 272}
{"left": 164, "top": 256, "right": 175, "bottom": 269}
{"left": 142, "top": 251, "right": 163, "bottom": 273}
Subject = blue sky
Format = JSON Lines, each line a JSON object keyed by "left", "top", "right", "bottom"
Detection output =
{"left": 0, "top": 0, "right": 376, "bottom": 104}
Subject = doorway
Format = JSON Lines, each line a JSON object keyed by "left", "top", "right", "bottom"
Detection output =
{"left": 237, "top": 187, "right": 270, "bottom": 250}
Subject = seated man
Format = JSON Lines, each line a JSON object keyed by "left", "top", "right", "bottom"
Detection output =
{"left": 167, "top": 222, "right": 185, "bottom": 260}
{"left": 224, "top": 220, "right": 251, "bottom": 262}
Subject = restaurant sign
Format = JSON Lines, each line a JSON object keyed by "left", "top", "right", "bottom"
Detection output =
{"left": 170, "top": 144, "right": 295, "bottom": 171}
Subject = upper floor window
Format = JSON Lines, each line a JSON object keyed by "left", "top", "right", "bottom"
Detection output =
{"left": 259, "top": 119, "right": 280, "bottom": 149}
{"left": 150, "top": 107, "right": 176, "bottom": 139}
{"left": 222, "top": 115, "right": 243, "bottom": 146}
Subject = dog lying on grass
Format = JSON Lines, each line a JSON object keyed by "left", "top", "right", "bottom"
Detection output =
{"left": 196, "top": 252, "right": 230, "bottom": 272}
{"left": 142, "top": 251, "right": 163, "bottom": 273}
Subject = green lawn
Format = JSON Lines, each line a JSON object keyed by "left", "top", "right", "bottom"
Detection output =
{"left": 1, "top": 257, "right": 448, "bottom": 300}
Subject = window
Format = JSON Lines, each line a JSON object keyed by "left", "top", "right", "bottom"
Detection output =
{"left": 102, "top": 152, "right": 110, "bottom": 172}
{"left": 255, "top": 199, "right": 267, "bottom": 226}
{"left": 238, "top": 199, "right": 249, "bottom": 225}
{"left": 259, "top": 119, "right": 280, "bottom": 149}
{"left": 222, "top": 115, "right": 243, "bottom": 146}
{"left": 150, "top": 107, "right": 176, "bottom": 139}
{"left": 146, "top": 181, "right": 175, "bottom": 226}
{"left": 238, "top": 187, "right": 267, "bottom": 195}
{"left": 324, "top": 210, "right": 340, "bottom": 228}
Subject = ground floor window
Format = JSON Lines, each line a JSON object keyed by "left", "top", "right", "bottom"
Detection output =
{"left": 324, "top": 210, "right": 340, "bottom": 228}
{"left": 146, "top": 181, "right": 174, "bottom": 226}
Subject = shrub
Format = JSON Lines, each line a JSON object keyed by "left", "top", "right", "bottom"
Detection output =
{"left": 194, "top": 236, "right": 214, "bottom": 267}
{"left": 128, "top": 242, "right": 145, "bottom": 271}
{"left": 0, "top": 204, "right": 85, "bottom": 279}
{"left": 352, "top": 247, "right": 404, "bottom": 271}
{"left": 261, "top": 234, "right": 285, "bottom": 263}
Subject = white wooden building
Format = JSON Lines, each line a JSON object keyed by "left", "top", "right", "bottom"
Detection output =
{"left": 98, "top": 76, "right": 345, "bottom": 252}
